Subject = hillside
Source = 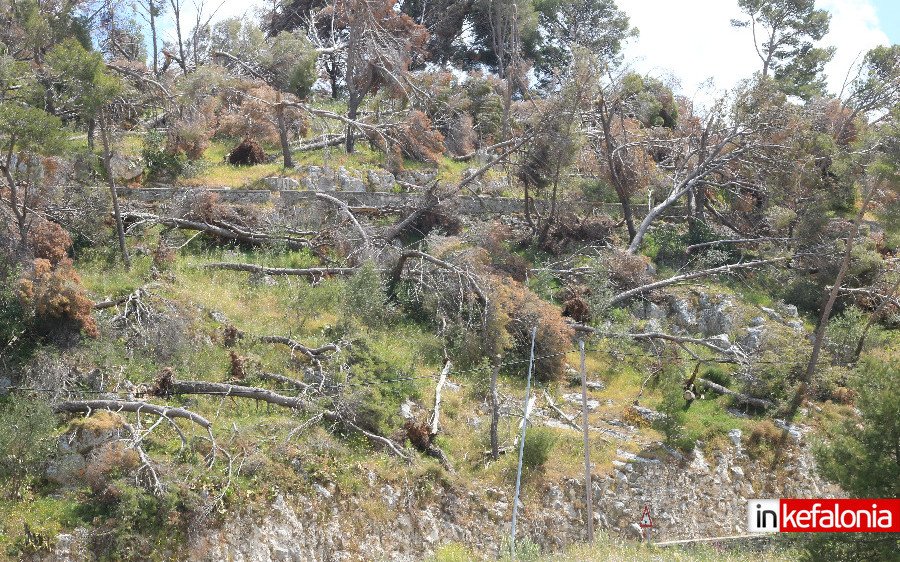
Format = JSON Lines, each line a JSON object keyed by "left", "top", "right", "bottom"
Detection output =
{"left": 1, "top": 0, "right": 899, "bottom": 561}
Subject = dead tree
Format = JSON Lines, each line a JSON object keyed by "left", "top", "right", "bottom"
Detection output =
{"left": 201, "top": 262, "right": 356, "bottom": 279}
{"left": 153, "top": 378, "right": 409, "bottom": 460}
{"left": 608, "top": 256, "right": 794, "bottom": 306}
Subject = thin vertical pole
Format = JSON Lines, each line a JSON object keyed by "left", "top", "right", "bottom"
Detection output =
{"left": 510, "top": 326, "right": 538, "bottom": 557}
{"left": 490, "top": 353, "right": 501, "bottom": 460}
{"left": 579, "top": 340, "right": 595, "bottom": 542}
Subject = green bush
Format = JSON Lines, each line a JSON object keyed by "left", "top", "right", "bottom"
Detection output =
{"left": 0, "top": 396, "right": 57, "bottom": 491}
{"left": 341, "top": 261, "right": 395, "bottom": 328}
{"left": 642, "top": 227, "right": 686, "bottom": 266}
{"left": 824, "top": 307, "right": 867, "bottom": 365}
{"left": 654, "top": 377, "right": 694, "bottom": 452}
{"left": 701, "top": 365, "right": 732, "bottom": 388}
{"left": 142, "top": 130, "right": 185, "bottom": 181}
{"left": 521, "top": 427, "right": 557, "bottom": 471}
{"left": 428, "top": 542, "right": 478, "bottom": 562}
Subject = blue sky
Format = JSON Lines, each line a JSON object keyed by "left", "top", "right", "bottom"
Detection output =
{"left": 872, "top": 0, "right": 900, "bottom": 42}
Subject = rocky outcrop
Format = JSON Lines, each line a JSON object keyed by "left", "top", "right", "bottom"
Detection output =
{"left": 180, "top": 438, "right": 835, "bottom": 562}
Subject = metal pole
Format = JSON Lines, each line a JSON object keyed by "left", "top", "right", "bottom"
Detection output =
{"left": 510, "top": 326, "right": 538, "bottom": 558}
{"left": 490, "top": 353, "right": 501, "bottom": 460}
{"left": 579, "top": 340, "right": 594, "bottom": 542}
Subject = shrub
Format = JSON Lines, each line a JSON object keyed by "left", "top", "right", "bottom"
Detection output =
{"left": 0, "top": 395, "right": 57, "bottom": 491}
{"left": 226, "top": 138, "right": 266, "bottom": 165}
{"left": 341, "top": 262, "right": 395, "bottom": 327}
{"left": 654, "top": 380, "right": 693, "bottom": 452}
{"left": 28, "top": 220, "right": 72, "bottom": 264}
{"left": 167, "top": 117, "right": 212, "bottom": 160}
{"left": 824, "top": 306, "right": 867, "bottom": 366}
{"left": 488, "top": 275, "right": 574, "bottom": 381}
{"left": 142, "top": 130, "right": 185, "bottom": 181}
{"left": 521, "top": 427, "right": 557, "bottom": 471}
{"left": 18, "top": 258, "right": 98, "bottom": 338}
{"left": 746, "top": 420, "right": 784, "bottom": 461}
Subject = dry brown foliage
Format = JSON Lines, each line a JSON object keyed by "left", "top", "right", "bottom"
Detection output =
{"left": 28, "top": 220, "right": 72, "bottom": 265}
{"left": 217, "top": 83, "right": 307, "bottom": 144}
{"left": 18, "top": 258, "right": 98, "bottom": 338}
{"left": 487, "top": 274, "right": 573, "bottom": 381}
{"left": 606, "top": 250, "right": 651, "bottom": 290}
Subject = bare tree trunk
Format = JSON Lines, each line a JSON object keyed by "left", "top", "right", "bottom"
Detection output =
{"left": 276, "top": 94, "right": 294, "bottom": 168}
{"left": 609, "top": 256, "right": 792, "bottom": 306}
{"left": 346, "top": 94, "right": 361, "bottom": 153}
{"left": 799, "top": 182, "right": 877, "bottom": 400}
{"left": 171, "top": 0, "right": 187, "bottom": 74}
{"left": 99, "top": 112, "right": 131, "bottom": 270}
{"left": 620, "top": 195, "right": 636, "bottom": 241}
{"left": 149, "top": 0, "right": 159, "bottom": 76}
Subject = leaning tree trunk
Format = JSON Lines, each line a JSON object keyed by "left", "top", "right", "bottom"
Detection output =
{"left": 798, "top": 182, "right": 878, "bottom": 403}
{"left": 99, "top": 111, "right": 131, "bottom": 270}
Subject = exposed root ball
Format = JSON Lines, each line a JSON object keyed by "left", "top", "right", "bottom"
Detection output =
{"left": 227, "top": 138, "right": 266, "bottom": 166}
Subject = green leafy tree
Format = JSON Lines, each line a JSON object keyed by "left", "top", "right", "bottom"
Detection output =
{"left": 532, "top": 0, "right": 635, "bottom": 80}
{"left": 732, "top": 0, "right": 834, "bottom": 99}
{"left": 47, "top": 39, "right": 130, "bottom": 268}
{"left": 0, "top": 102, "right": 64, "bottom": 246}
{"left": 811, "top": 352, "right": 900, "bottom": 560}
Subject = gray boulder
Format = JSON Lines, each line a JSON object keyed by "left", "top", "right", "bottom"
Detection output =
{"left": 367, "top": 169, "right": 395, "bottom": 192}
{"left": 109, "top": 155, "right": 143, "bottom": 182}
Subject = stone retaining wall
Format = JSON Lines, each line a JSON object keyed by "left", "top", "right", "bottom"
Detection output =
{"left": 115, "top": 186, "right": 684, "bottom": 218}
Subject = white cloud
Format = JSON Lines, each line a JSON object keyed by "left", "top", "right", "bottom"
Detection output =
{"left": 618, "top": 0, "right": 890, "bottom": 102}
{"left": 819, "top": 0, "right": 890, "bottom": 94}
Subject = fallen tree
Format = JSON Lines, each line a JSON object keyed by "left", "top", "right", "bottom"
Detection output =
{"left": 697, "top": 378, "right": 774, "bottom": 409}
{"left": 122, "top": 212, "right": 311, "bottom": 250}
{"left": 153, "top": 378, "right": 409, "bottom": 460}
{"left": 608, "top": 256, "right": 794, "bottom": 306}
{"left": 200, "top": 262, "right": 356, "bottom": 278}
{"left": 259, "top": 335, "right": 339, "bottom": 357}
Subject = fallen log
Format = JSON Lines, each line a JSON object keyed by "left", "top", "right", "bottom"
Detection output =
{"left": 697, "top": 378, "right": 774, "bottom": 409}
{"left": 122, "top": 212, "right": 310, "bottom": 250}
{"left": 156, "top": 379, "right": 409, "bottom": 460}
{"left": 53, "top": 399, "right": 213, "bottom": 429}
{"left": 608, "top": 256, "right": 794, "bottom": 306}
{"left": 258, "top": 372, "right": 312, "bottom": 392}
{"left": 201, "top": 262, "right": 356, "bottom": 278}
{"left": 259, "top": 335, "right": 339, "bottom": 357}
{"left": 429, "top": 360, "right": 452, "bottom": 437}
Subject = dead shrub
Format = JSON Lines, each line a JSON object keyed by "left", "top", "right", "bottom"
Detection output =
{"left": 82, "top": 442, "right": 141, "bottom": 497}
{"left": 412, "top": 207, "right": 462, "bottom": 236}
{"left": 488, "top": 275, "right": 573, "bottom": 381}
{"left": 223, "top": 325, "right": 243, "bottom": 348}
{"left": 469, "top": 222, "right": 530, "bottom": 281}
{"left": 403, "top": 419, "right": 432, "bottom": 451}
{"left": 151, "top": 241, "right": 176, "bottom": 269}
{"left": 167, "top": 117, "right": 213, "bottom": 160}
{"left": 28, "top": 221, "right": 72, "bottom": 265}
{"left": 561, "top": 285, "right": 591, "bottom": 323}
{"left": 18, "top": 258, "right": 98, "bottom": 338}
{"left": 831, "top": 386, "right": 856, "bottom": 405}
{"left": 444, "top": 113, "right": 476, "bottom": 157}
{"left": 229, "top": 350, "right": 247, "bottom": 381}
{"left": 227, "top": 138, "right": 266, "bottom": 166}
{"left": 605, "top": 250, "right": 651, "bottom": 290}
{"left": 217, "top": 83, "right": 307, "bottom": 144}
